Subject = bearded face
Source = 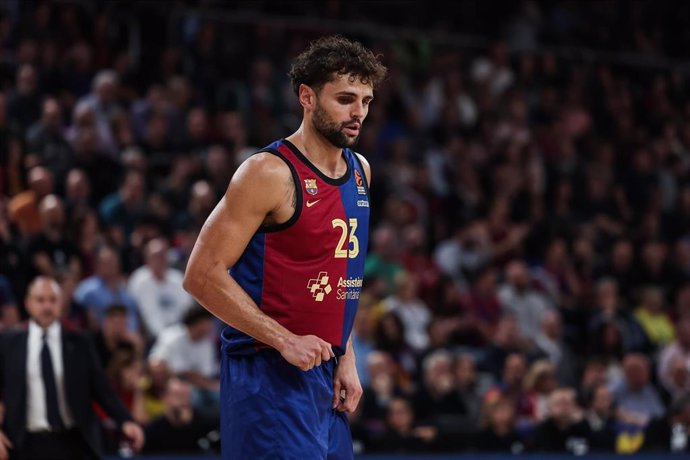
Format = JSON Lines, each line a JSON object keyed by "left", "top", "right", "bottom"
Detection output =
{"left": 312, "top": 97, "right": 361, "bottom": 149}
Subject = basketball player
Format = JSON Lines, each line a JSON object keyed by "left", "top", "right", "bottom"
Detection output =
{"left": 183, "top": 36, "right": 386, "bottom": 459}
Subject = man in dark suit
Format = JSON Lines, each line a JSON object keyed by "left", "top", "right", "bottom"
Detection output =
{"left": 0, "top": 276, "right": 145, "bottom": 460}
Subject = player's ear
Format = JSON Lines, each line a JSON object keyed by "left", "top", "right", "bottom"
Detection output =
{"left": 298, "top": 84, "right": 316, "bottom": 110}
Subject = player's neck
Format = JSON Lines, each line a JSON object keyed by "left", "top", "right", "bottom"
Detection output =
{"left": 287, "top": 124, "right": 344, "bottom": 176}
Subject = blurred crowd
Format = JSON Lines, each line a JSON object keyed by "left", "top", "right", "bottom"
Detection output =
{"left": 2, "top": 0, "right": 690, "bottom": 456}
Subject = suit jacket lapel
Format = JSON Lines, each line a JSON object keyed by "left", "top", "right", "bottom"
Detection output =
{"left": 13, "top": 331, "right": 28, "bottom": 438}
{"left": 61, "top": 329, "right": 76, "bottom": 410}
{"left": 15, "top": 331, "right": 27, "bottom": 386}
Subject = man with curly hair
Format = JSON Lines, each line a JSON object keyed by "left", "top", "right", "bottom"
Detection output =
{"left": 183, "top": 35, "right": 386, "bottom": 459}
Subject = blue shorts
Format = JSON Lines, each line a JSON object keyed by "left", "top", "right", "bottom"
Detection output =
{"left": 220, "top": 350, "right": 353, "bottom": 460}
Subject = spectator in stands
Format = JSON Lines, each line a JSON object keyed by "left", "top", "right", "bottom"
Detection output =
{"left": 25, "top": 194, "right": 81, "bottom": 282}
{"left": 76, "top": 69, "right": 120, "bottom": 157}
{"left": 474, "top": 396, "right": 523, "bottom": 453}
{"left": 25, "top": 98, "right": 74, "bottom": 189}
{"left": 143, "top": 378, "right": 218, "bottom": 455}
{"left": 524, "top": 360, "right": 558, "bottom": 422}
{"left": 498, "top": 260, "right": 553, "bottom": 342}
{"left": 455, "top": 353, "right": 494, "bottom": 428}
{"left": 643, "top": 392, "right": 690, "bottom": 453}
{"left": 481, "top": 314, "right": 532, "bottom": 378}
{"left": 434, "top": 223, "right": 492, "bottom": 291}
{"left": 69, "top": 116, "right": 123, "bottom": 205}
{"left": 6, "top": 64, "right": 41, "bottom": 135}
{"left": 64, "top": 169, "right": 93, "bottom": 219}
{"left": 203, "top": 145, "right": 233, "bottom": 199}
{"left": 374, "top": 397, "right": 438, "bottom": 453}
{"left": 596, "top": 238, "right": 636, "bottom": 304}
{"left": 532, "top": 238, "right": 581, "bottom": 308}
{"left": 612, "top": 353, "right": 666, "bottom": 425}
{"left": 92, "top": 304, "right": 143, "bottom": 370}
{"left": 661, "top": 355, "right": 690, "bottom": 401}
{"left": 583, "top": 382, "right": 617, "bottom": 452}
{"left": 399, "top": 223, "right": 441, "bottom": 305}
{"left": 373, "top": 311, "right": 418, "bottom": 377}
{"left": 142, "top": 359, "right": 171, "bottom": 422}
{"left": 70, "top": 208, "right": 101, "bottom": 278}
{"left": 98, "top": 169, "right": 146, "bottom": 243}
{"left": 634, "top": 286, "right": 675, "bottom": 349}
{"left": 8, "top": 165, "right": 53, "bottom": 238}
{"left": 128, "top": 237, "right": 193, "bottom": 337}
{"left": 532, "top": 388, "right": 591, "bottom": 453}
{"left": 483, "top": 353, "right": 533, "bottom": 426}
{"left": 148, "top": 306, "right": 219, "bottom": 406}
{"left": 364, "top": 225, "right": 404, "bottom": 294}
{"left": 534, "top": 309, "right": 578, "bottom": 386}
{"left": 588, "top": 278, "right": 651, "bottom": 354}
{"left": 658, "top": 316, "right": 690, "bottom": 394}
{"left": 412, "top": 350, "right": 466, "bottom": 428}
{"left": 455, "top": 266, "right": 502, "bottom": 345}
{"left": 636, "top": 241, "right": 677, "bottom": 295}
{"left": 105, "top": 347, "right": 147, "bottom": 424}
{"left": 361, "top": 351, "right": 406, "bottom": 429}
{"left": 172, "top": 180, "right": 215, "bottom": 233}
{"left": 74, "top": 244, "right": 139, "bottom": 331}
{"left": 382, "top": 271, "right": 431, "bottom": 352}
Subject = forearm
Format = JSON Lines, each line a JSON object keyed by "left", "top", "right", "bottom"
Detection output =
{"left": 184, "top": 261, "right": 296, "bottom": 352}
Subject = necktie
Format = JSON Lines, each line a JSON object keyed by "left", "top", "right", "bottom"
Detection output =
{"left": 41, "top": 332, "right": 65, "bottom": 430}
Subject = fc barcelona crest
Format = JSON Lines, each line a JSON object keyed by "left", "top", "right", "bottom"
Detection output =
{"left": 304, "top": 178, "right": 318, "bottom": 195}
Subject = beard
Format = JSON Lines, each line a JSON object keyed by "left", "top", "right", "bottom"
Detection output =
{"left": 313, "top": 102, "right": 360, "bottom": 149}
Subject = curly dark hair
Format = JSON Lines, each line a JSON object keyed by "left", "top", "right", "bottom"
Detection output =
{"left": 288, "top": 35, "right": 387, "bottom": 95}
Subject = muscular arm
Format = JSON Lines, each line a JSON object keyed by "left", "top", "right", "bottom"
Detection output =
{"left": 183, "top": 153, "right": 333, "bottom": 370}
{"left": 183, "top": 154, "right": 295, "bottom": 350}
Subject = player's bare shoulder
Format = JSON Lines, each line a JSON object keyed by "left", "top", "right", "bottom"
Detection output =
{"left": 354, "top": 152, "right": 372, "bottom": 187}
{"left": 227, "top": 152, "right": 296, "bottom": 226}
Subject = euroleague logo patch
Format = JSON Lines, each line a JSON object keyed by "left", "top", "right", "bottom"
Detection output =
{"left": 304, "top": 178, "right": 318, "bottom": 195}
{"left": 354, "top": 170, "right": 366, "bottom": 195}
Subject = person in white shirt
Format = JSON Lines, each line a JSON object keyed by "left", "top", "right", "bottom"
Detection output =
{"left": 382, "top": 271, "right": 431, "bottom": 352}
{"left": 498, "top": 260, "right": 553, "bottom": 343}
{"left": 128, "top": 238, "right": 193, "bottom": 337}
{"left": 148, "top": 306, "right": 219, "bottom": 396}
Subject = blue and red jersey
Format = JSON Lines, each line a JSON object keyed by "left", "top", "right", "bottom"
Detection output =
{"left": 221, "top": 139, "right": 370, "bottom": 357}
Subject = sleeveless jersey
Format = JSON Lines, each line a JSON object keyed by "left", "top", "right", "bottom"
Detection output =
{"left": 221, "top": 139, "right": 370, "bottom": 357}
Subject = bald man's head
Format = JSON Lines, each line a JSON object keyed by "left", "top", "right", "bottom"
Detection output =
{"left": 25, "top": 276, "right": 63, "bottom": 328}
{"left": 27, "top": 166, "right": 54, "bottom": 197}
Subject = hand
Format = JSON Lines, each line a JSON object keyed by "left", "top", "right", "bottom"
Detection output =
{"left": 0, "top": 431, "right": 12, "bottom": 460}
{"left": 413, "top": 426, "right": 437, "bottom": 442}
{"left": 121, "top": 421, "right": 145, "bottom": 452}
{"left": 332, "top": 355, "right": 363, "bottom": 413}
{"left": 279, "top": 334, "right": 334, "bottom": 371}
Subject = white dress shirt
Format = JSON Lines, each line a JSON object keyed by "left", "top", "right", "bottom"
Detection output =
{"left": 26, "top": 320, "right": 74, "bottom": 431}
